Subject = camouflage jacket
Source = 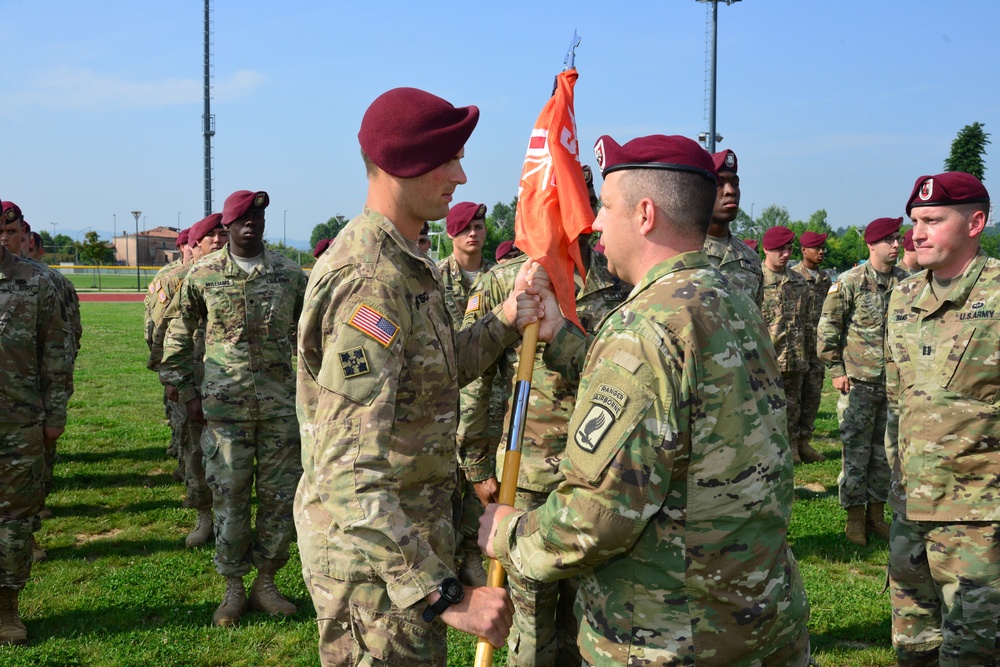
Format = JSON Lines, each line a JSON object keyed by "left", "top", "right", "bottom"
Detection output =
{"left": 0, "top": 247, "right": 72, "bottom": 427}
{"left": 817, "top": 262, "right": 907, "bottom": 382}
{"left": 145, "top": 260, "right": 188, "bottom": 371}
{"left": 886, "top": 252, "right": 1000, "bottom": 521}
{"left": 494, "top": 251, "right": 809, "bottom": 665}
{"left": 436, "top": 252, "right": 494, "bottom": 327}
{"left": 23, "top": 256, "right": 82, "bottom": 357}
{"left": 790, "top": 261, "right": 831, "bottom": 357}
{"left": 459, "top": 251, "right": 630, "bottom": 489}
{"left": 144, "top": 260, "right": 182, "bottom": 350}
{"left": 294, "top": 208, "right": 519, "bottom": 610}
{"left": 703, "top": 232, "right": 764, "bottom": 308}
{"left": 160, "top": 245, "right": 306, "bottom": 421}
{"left": 153, "top": 264, "right": 207, "bottom": 387}
{"left": 761, "top": 265, "right": 811, "bottom": 372}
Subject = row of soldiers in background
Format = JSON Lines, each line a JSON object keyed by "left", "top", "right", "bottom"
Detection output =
{"left": 0, "top": 201, "right": 81, "bottom": 644}
{"left": 143, "top": 191, "right": 308, "bottom": 628}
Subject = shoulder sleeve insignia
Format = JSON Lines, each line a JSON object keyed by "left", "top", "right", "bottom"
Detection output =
{"left": 338, "top": 347, "right": 371, "bottom": 378}
{"left": 465, "top": 293, "right": 481, "bottom": 315}
{"left": 574, "top": 383, "right": 628, "bottom": 453}
{"left": 828, "top": 282, "right": 840, "bottom": 294}
{"left": 348, "top": 304, "right": 399, "bottom": 348}
{"left": 157, "top": 289, "right": 168, "bottom": 303}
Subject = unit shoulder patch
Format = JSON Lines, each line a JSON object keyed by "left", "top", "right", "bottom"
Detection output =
{"left": 339, "top": 347, "right": 370, "bottom": 378}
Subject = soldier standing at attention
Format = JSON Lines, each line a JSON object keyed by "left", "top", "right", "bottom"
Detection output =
{"left": 761, "top": 226, "right": 813, "bottom": 465}
{"left": 294, "top": 86, "right": 565, "bottom": 665}
{"left": 900, "top": 228, "right": 923, "bottom": 274}
{"left": 817, "top": 217, "right": 906, "bottom": 546}
{"left": 0, "top": 202, "right": 71, "bottom": 645}
{"left": 703, "top": 149, "right": 764, "bottom": 308}
{"left": 161, "top": 191, "right": 307, "bottom": 627}
{"left": 886, "top": 172, "right": 999, "bottom": 666}
{"left": 789, "top": 231, "right": 830, "bottom": 464}
{"left": 480, "top": 134, "right": 810, "bottom": 666}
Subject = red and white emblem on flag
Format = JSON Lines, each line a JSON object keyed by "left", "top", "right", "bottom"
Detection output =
{"left": 348, "top": 303, "right": 399, "bottom": 348}
{"left": 919, "top": 179, "right": 934, "bottom": 201}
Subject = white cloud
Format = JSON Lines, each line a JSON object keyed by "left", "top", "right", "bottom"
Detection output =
{"left": 15, "top": 68, "right": 264, "bottom": 110}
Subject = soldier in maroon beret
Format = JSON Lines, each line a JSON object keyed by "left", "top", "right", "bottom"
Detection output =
{"left": 440, "top": 202, "right": 491, "bottom": 325}
{"left": 495, "top": 240, "right": 521, "bottom": 263}
{"left": 312, "top": 238, "right": 332, "bottom": 259}
{"left": 887, "top": 172, "right": 999, "bottom": 665}
{"left": 900, "top": 228, "right": 921, "bottom": 273}
{"left": 189, "top": 213, "right": 227, "bottom": 258}
{"left": 789, "top": 231, "right": 831, "bottom": 465}
{"left": 702, "top": 149, "right": 764, "bottom": 308}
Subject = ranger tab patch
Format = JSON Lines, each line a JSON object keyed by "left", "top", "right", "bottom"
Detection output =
{"left": 339, "top": 347, "right": 370, "bottom": 378}
{"left": 349, "top": 304, "right": 399, "bottom": 348}
{"left": 574, "top": 383, "right": 627, "bottom": 453}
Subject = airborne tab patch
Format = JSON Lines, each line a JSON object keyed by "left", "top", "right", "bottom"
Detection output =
{"left": 339, "top": 347, "right": 370, "bottom": 378}
{"left": 348, "top": 304, "right": 399, "bottom": 348}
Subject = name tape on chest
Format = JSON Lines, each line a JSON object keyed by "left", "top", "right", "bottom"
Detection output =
{"left": 348, "top": 304, "right": 399, "bottom": 348}
{"left": 574, "top": 383, "right": 628, "bottom": 453}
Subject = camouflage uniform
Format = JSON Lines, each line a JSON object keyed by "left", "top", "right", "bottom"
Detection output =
{"left": 0, "top": 246, "right": 71, "bottom": 589}
{"left": 789, "top": 262, "right": 830, "bottom": 452}
{"left": 161, "top": 245, "right": 306, "bottom": 578}
{"left": 761, "top": 264, "right": 811, "bottom": 456}
{"left": 294, "top": 208, "right": 519, "bottom": 666}
{"left": 704, "top": 232, "right": 764, "bottom": 308}
{"left": 817, "top": 262, "right": 907, "bottom": 509}
{"left": 436, "top": 252, "right": 494, "bottom": 327}
{"left": 461, "top": 250, "right": 629, "bottom": 667}
{"left": 492, "top": 251, "right": 810, "bottom": 666}
{"left": 886, "top": 252, "right": 1000, "bottom": 665}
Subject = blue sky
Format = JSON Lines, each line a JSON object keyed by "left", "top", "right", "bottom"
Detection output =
{"left": 2, "top": 1, "right": 998, "bottom": 249}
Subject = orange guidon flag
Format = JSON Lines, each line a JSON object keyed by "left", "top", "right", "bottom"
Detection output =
{"left": 514, "top": 68, "right": 593, "bottom": 333}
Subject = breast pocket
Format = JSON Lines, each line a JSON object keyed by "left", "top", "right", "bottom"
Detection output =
{"left": 944, "top": 325, "right": 1000, "bottom": 404}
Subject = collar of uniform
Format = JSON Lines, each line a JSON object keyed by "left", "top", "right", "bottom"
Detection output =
{"left": 628, "top": 250, "right": 711, "bottom": 301}
{"left": 762, "top": 264, "right": 790, "bottom": 285}
{"left": 363, "top": 206, "right": 433, "bottom": 267}
{"left": 0, "top": 245, "right": 12, "bottom": 279}
{"left": 914, "top": 250, "right": 989, "bottom": 312}
{"left": 221, "top": 243, "right": 275, "bottom": 277}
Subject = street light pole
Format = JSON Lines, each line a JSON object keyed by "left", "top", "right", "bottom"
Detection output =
{"left": 177, "top": 211, "right": 182, "bottom": 228}
{"left": 283, "top": 210, "right": 287, "bottom": 247}
{"left": 132, "top": 210, "right": 142, "bottom": 291}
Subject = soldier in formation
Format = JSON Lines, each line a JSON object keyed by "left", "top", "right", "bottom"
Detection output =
{"left": 900, "top": 227, "right": 923, "bottom": 274}
{"left": 817, "top": 216, "right": 907, "bottom": 545}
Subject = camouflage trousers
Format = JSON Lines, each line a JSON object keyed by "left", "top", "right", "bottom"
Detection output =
{"left": 581, "top": 631, "right": 810, "bottom": 667}
{"left": 455, "top": 473, "right": 482, "bottom": 556}
{"left": 170, "top": 400, "right": 211, "bottom": 510}
{"left": 836, "top": 380, "right": 889, "bottom": 509}
{"left": 0, "top": 422, "right": 44, "bottom": 589}
{"left": 781, "top": 370, "right": 805, "bottom": 447}
{"left": 889, "top": 514, "right": 1000, "bottom": 666}
{"left": 507, "top": 488, "right": 581, "bottom": 667}
{"left": 791, "top": 355, "right": 825, "bottom": 448}
{"left": 303, "top": 568, "right": 448, "bottom": 667}
{"left": 202, "top": 417, "right": 302, "bottom": 578}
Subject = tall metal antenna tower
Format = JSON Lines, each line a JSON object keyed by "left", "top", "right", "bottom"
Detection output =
{"left": 203, "top": 0, "right": 216, "bottom": 216}
{"left": 696, "top": 0, "right": 741, "bottom": 153}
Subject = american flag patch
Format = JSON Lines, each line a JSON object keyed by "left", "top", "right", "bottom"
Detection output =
{"left": 465, "top": 294, "right": 481, "bottom": 314}
{"left": 348, "top": 304, "right": 399, "bottom": 348}
{"left": 157, "top": 290, "right": 167, "bottom": 303}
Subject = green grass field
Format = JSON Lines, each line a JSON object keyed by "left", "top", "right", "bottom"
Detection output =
{"left": 6, "top": 302, "right": 895, "bottom": 666}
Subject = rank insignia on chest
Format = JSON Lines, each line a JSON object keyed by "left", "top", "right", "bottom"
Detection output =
{"left": 574, "top": 384, "right": 627, "bottom": 453}
{"left": 348, "top": 304, "right": 399, "bottom": 348}
{"left": 339, "top": 347, "right": 370, "bottom": 378}
{"left": 465, "top": 293, "right": 481, "bottom": 314}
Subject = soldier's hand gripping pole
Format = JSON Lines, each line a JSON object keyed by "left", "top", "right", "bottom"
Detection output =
{"left": 474, "top": 319, "right": 540, "bottom": 667}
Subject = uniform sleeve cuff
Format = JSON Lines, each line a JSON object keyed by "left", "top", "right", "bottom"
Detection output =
{"left": 383, "top": 553, "right": 454, "bottom": 610}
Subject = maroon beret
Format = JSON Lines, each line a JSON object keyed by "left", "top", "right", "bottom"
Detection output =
{"left": 495, "top": 240, "right": 517, "bottom": 261}
{"left": 712, "top": 149, "right": 738, "bottom": 174}
{"left": 446, "top": 202, "right": 486, "bottom": 236}
{"left": 313, "top": 238, "right": 332, "bottom": 259}
{"left": 1, "top": 201, "right": 22, "bottom": 223}
{"left": 190, "top": 213, "right": 224, "bottom": 244}
{"left": 30, "top": 232, "right": 42, "bottom": 249}
{"left": 176, "top": 229, "right": 190, "bottom": 248}
{"left": 864, "top": 217, "right": 902, "bottom": 244}
{"left": 359, "top": 87, "right": 480, "bottom": 178}
{"left": 763, "top": 226, "right": 795, "bottom": 251}
{"left": 799, "top": 231, "right": 828, "bottom": 248}
{"left": 742, "top": 238, "right": 758, "bottom": 252}
{"left": 21, "top": 220, "right": 31, "bottom": 233}
{"left": 593, "top": 134, "right": 717, "bottom": 183}
{"left": 906, "top": 171, "right": 990, "bottom": 216}
{"left": 903, "top": 228, "right": 915, "bottom": 252}
{"left": 221, "top": 190, "right": 269, "bottom": 226}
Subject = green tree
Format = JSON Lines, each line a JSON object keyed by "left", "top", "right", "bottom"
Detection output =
{"left": 825, "top": 228, "right": 868, "bottom": 271}
{"left": 75, "top": 231, "right": 114, "bottom": 265}
{"left": 756, "top": 205, "right": 792, "bottom": 232}
{"left": 731, "top": 207, "right": 764, "bottom": 242}
{"left": 944, "top": 122, "right": 990, "bottom": 180}
{"left": 266, "top": 241, "right": 315, "bottom": 268}
{"left": 981, "top": 226, "right": 1000, "bottom": 259}
{"left": 484, "top": 197, "right": 518, "bottom": 262}
{"left": 309, "top": 215, "right": 350, "bottom": 248}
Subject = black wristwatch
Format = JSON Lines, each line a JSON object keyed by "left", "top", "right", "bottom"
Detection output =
{"left": 421, "top": 577, "right": 465, "bottom": 622}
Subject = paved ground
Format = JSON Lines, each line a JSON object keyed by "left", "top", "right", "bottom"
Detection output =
{"left": 79, "top": 292, "right": 146, "bottom": 302}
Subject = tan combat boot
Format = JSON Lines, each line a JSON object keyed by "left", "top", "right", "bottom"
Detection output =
{"left": 458, "top": 548, "right": 487, "bottom": 587}
{"left": 798, "top": 442, "right": 825, "bottom": 463}
{"left": 866, "top": 502, "right": 891, "bottom": 540}
{"left": 845, "top": 505, "right": 867, "bottom": 546}
{"left": 249, "top": 570, "right": 296, "bottom": 617}
{"left": 0, "top": 587, "right": 28, "bottom": 645}
{"left": 30, "top": 536, "right": 47, "bottom": 563}
{"left": 212, "top": 576, "right": 247, "bottom": 627}
{"left": 184, "top": 510, "right": 214, "bottom": 549}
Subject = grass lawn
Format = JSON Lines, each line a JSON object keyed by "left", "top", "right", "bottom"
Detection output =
{"left": 6, "top": 302, "right": 894, "bottom": 666}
